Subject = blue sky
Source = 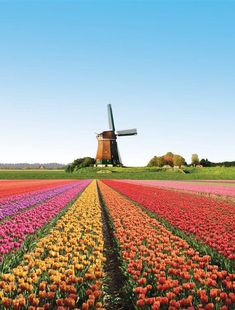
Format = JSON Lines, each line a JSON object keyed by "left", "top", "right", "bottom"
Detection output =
{"left": 0, "top": 0, "right": 234, "bottom": 166}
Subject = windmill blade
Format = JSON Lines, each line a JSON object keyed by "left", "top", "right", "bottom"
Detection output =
{"left": 116, "top": 129, "right": 137, "bottom": 136}
{"left": 107, "top": 104, "right": 115, "bottom": 132}
{"left": 117, "top": 144, "right": 122, "bottom": 165}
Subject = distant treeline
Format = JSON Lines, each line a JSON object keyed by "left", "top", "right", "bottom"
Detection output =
{"left": 0, "top": 163, "right": 66, "bottom": 170}
{"left": 200, "top": 159, "right": 235, "bottom": 167}
{"left": 148, "top": 152, "right": 235, "bottom": 168}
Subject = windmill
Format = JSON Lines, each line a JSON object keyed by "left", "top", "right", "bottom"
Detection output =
{"left": 95, "top": 104, "right": 137, "bottom": 166}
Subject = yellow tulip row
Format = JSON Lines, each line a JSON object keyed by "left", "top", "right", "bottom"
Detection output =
{"left": 0, "top": 181, "right": 106, "bottom": 310}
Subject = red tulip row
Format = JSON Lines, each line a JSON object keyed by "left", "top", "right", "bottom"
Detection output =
{"left": 98, "top": 181, "right": 235, "bottom": 309}
{"left": 102, "top": 180, "right": 235, "bottom": 259}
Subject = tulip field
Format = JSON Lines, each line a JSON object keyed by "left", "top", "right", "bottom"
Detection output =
{"left": 116, "top": 180, "right": 235, "bottom": 198}
{"left": 0, "top": 180, "right": 235, "bottom": 309}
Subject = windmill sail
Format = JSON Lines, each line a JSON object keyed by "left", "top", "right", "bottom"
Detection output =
{"left": 107, "top": 104, "right": 115, "bottom": 132}
{"left": 117, "top": 144, "right": 122, "bottom": 165}
{"left": 116, "top": 129, "right": 137, "bottom": 136}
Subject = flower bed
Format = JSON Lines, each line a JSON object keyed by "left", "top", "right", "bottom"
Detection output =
{"left": 0, "top": 181, "right": 105, "bottom": 309}
{"left": 99, "top": 180, "right": 235, "bottom": 309}
{"left": 0, "top": 182, "right": 82, "bottom": 221}
{"left": 0, "top": 180, "right": 73, "bottom": 199}
{"left": 103, "top": 180, "right": 235, "bottom": 259}
{"left": 0, "top": 181, "right": 90, "bottom": 259}
{"left": 118, "top": 180, "right": 235, "bottom": 197}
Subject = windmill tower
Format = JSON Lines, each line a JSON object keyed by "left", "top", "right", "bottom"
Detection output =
{"left": 95, "top": 104, "right": 137, "bottom": 167}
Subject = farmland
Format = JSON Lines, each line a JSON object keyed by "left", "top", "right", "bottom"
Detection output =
{"left": 0, "top": 179, "right": 234, "bottom": 309}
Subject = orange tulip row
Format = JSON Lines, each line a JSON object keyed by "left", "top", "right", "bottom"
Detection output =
{"left": 98, "top": 181, "right": 235, "bottom": 310}
{"left": 0, "top": 181, "right": 106, "bottom": 310}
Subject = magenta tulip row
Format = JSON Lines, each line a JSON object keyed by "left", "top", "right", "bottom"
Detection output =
{"left": 0, "top": 182, "right": 83, "bottom": 221}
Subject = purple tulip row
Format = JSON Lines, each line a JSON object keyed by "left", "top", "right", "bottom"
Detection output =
{"left": 0, "top": 182, "right": 68, "bottom": 206}
{"left": 0, "top": 182, "right": 83, "bottom": 221}
{"left": 0, "top": 180, "right": 90, "bottom": 259}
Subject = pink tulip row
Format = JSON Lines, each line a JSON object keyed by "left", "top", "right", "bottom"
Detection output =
{"left": 0, "top": 180, "right": 90, "bottom": 260}
{"left": 118, "top": 180, "right": 235, "bottom": 197}
{"left": 184, "top": 180, "right": 235, "bottom": 184}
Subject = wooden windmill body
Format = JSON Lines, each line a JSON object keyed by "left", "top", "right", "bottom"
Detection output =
{"left": 95, "top": 104, "right": 137, "bottom": 166}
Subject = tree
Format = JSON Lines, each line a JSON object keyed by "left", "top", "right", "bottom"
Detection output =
{"left": 147, "top": 156, "right": 157, "bottom": 167}
{"left": 65, "top": 157, "right": 95, "bottom": 173}
{"left": 164, "top": 152, "right": 174, "bottom": 167}
{"left": 173, "top": 154, "right": 185, "bottom": 168}
{"left": 65, "top": 164, "right": 73, "bottom": 173}
{"left": 147, "top": 152, "right": 187, "bottom": 167}
{"left": 80, "top": 157, "right": 96, "bottom": 168}
{"left": 200, "top": 158, "right": 212, "bottom": 167}
{"left": 156, "top": 156, "right": 165, "bottom": 167}
{"left": 148, "top": 156, "right": 165, "bottom": 167}
{"left": 191, "top": 154, "right": 199, "bottom": 166}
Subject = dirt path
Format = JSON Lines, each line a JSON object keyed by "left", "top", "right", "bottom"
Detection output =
{"left": 97, "top": 182, "right": 133, "bottom": 310}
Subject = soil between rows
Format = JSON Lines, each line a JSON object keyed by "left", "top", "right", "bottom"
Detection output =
{"left": 97, "top": 182, "right": 133, "bottom": 310}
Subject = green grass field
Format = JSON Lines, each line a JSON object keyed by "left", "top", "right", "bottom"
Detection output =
{"left": 0, "top": 166, "right": 235, "bottom": 180}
